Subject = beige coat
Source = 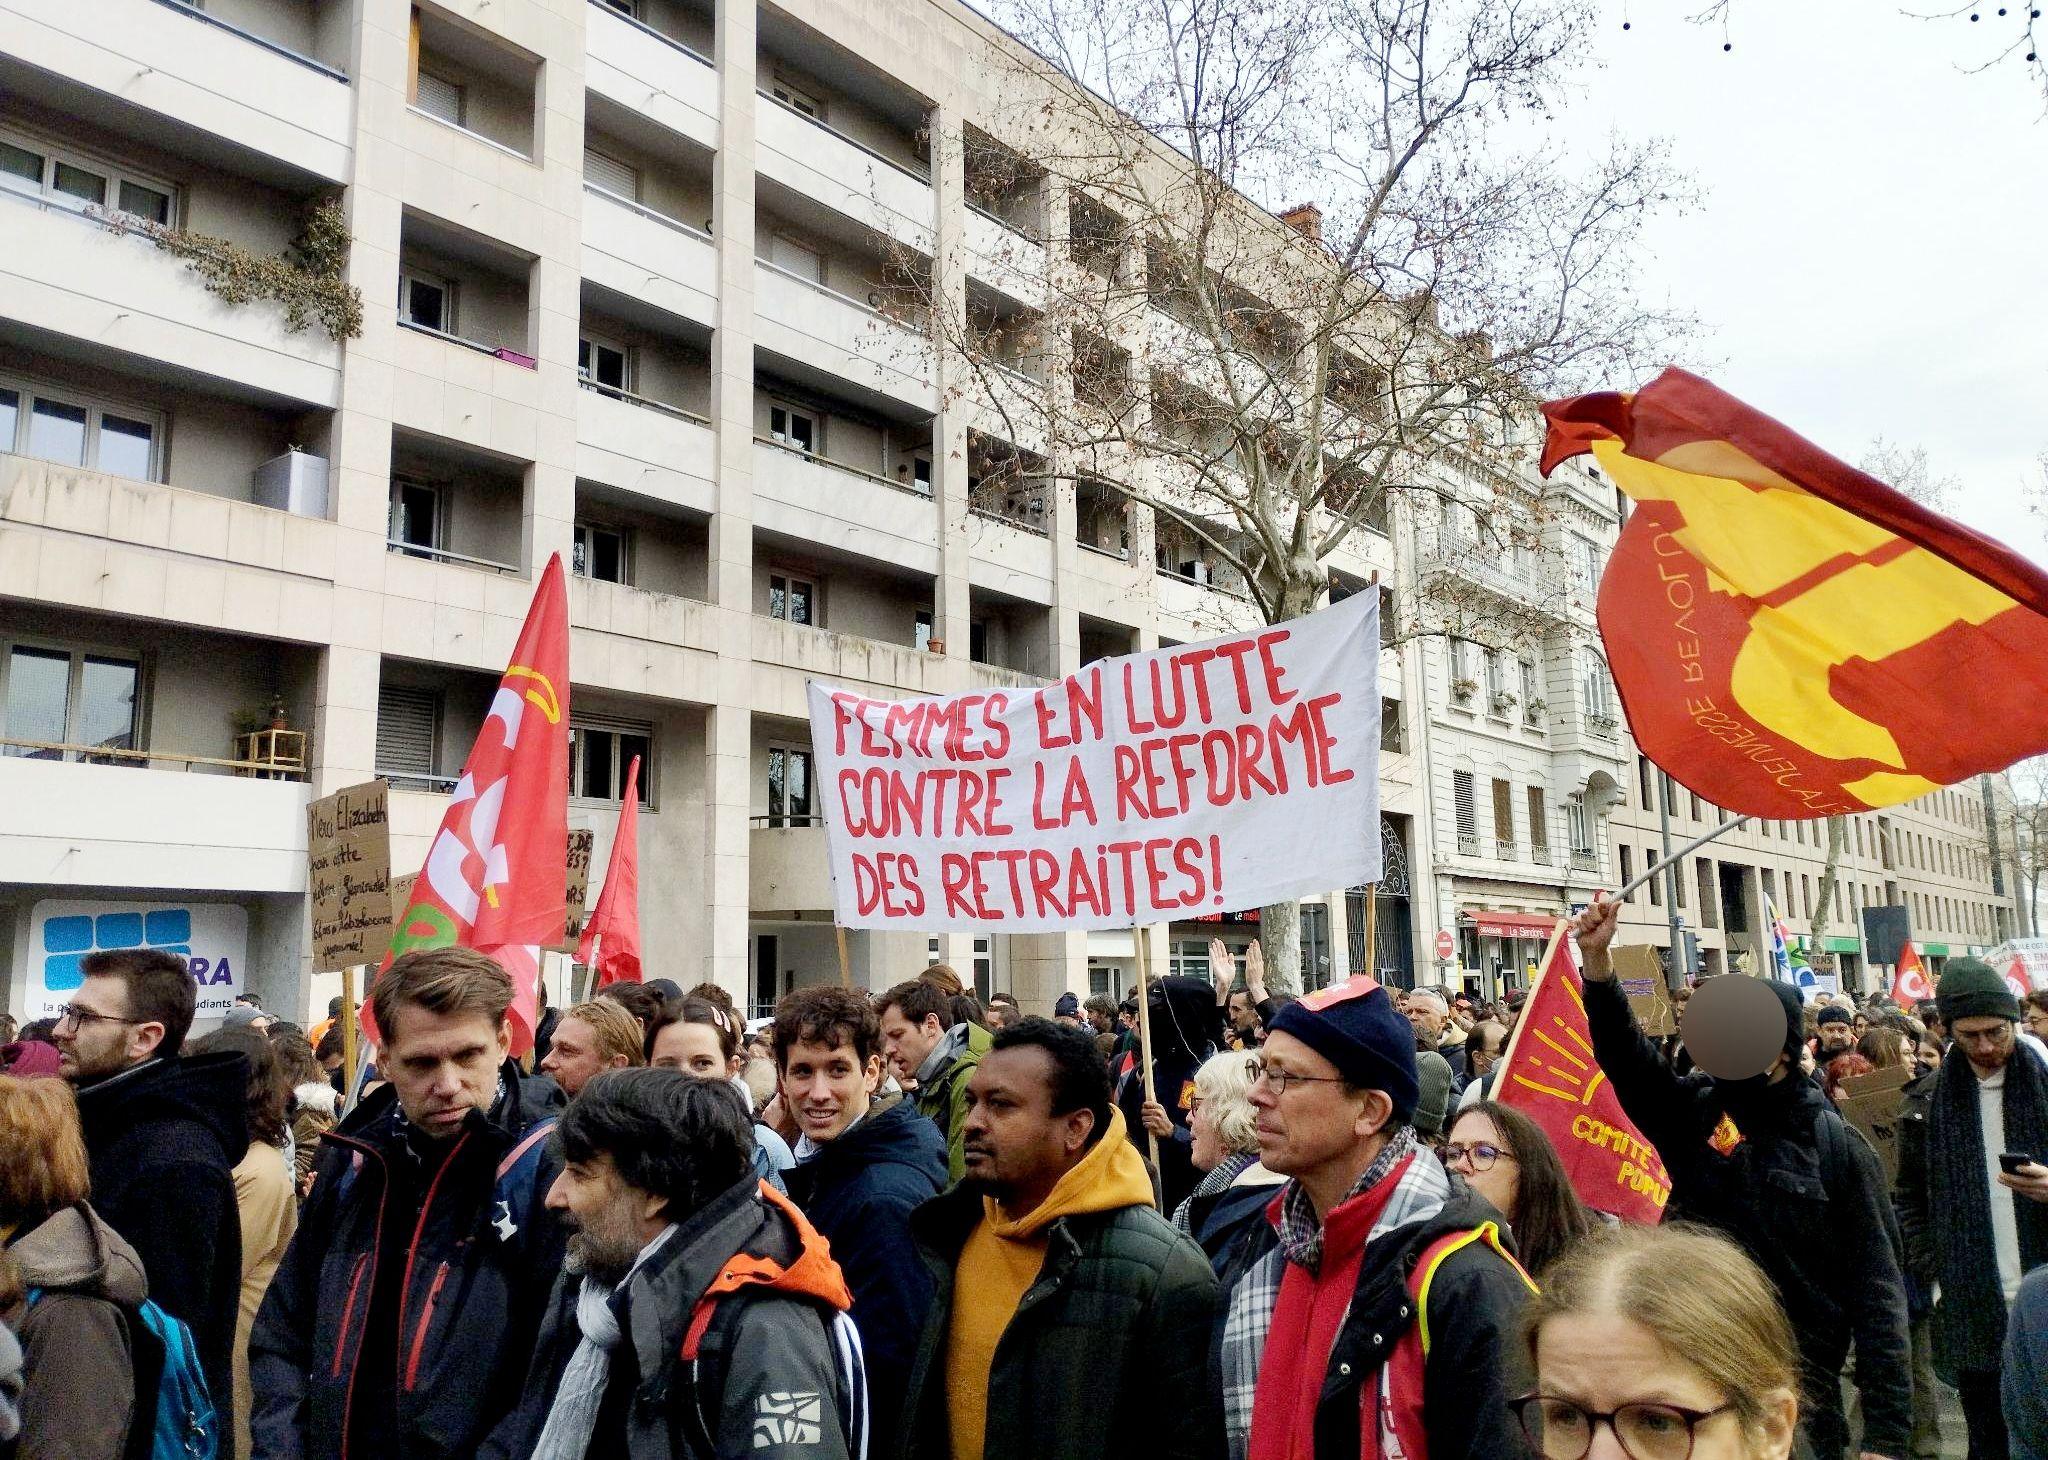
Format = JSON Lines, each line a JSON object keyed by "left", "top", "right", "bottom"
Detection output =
{"left": 230, "top": 1141, "right": 298, "bottom": 1460}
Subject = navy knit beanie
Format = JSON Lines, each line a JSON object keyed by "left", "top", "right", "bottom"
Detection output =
{"left": 1267, "top": 976, "right": 1420, "bottom": 1122}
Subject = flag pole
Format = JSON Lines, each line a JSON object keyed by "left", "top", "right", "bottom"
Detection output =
{"left": 834, "top": 924, "right": 852, "bottom": 989}
{"left": 340, "top": 966, "right": 360, "bottom": 1094}
{"left": 1133, "top": 923, "right": 1161, "bottom": 1180}
{"left": 1363, "top": 884, "right": 1378, "bottom": 980}
{"left": 1492, "top": 918, "right": 1572, "bottom": 1084}
{"left": 1614, "top": 814, "right": 1750, "bottom": 905}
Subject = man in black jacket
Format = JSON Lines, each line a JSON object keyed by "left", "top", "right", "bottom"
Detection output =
{"left": 248, "top": 947, "right": 567, "bottom": 1460}
{"left": 1117, "top": 974, "right": 1222, "bottom": 1212}
{"left": 1573, "top": 899, "right": 1912, "bottom": 1460}
{"left": 772, "top": 985, "right": 946, "bottom": 1460}
{"left": 901, "top": 1018, "right": 1221, "bottom": 1460}
{"left": 56, "top": 947, "right": 247, "bottom": 1411}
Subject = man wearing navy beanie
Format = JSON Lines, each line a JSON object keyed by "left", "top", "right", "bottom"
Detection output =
{"left": 1218, "top": 974, "right": 1534, "bottom": 1459}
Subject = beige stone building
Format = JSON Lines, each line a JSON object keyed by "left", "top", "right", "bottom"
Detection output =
{"left": 0, "top": 0, "right": 1414, "bottom": 1020}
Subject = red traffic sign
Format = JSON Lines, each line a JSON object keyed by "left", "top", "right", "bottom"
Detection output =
{"left": 1434, "top": 929, "right": 1455, "bottom": 961}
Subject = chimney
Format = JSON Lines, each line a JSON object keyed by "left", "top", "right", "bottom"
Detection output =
{"left": 1279, "top": 203, "right": 1322, "bottom": 243}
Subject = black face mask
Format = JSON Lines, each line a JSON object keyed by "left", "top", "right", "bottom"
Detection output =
{"left": 1714, "top": 1063, "right": 1794, "bottom": 1128}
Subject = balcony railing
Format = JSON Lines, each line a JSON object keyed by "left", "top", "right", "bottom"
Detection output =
{"left": 3, "top": 738, "right": 308, "bottom": 779}
{"left": 386, "top": 540, "right": 523, "bottom": 574}
{"left": 406, "top": 105, "right": 534, "bottom": 163}
{"left": 587, "top": 0, "right": 712, "bottom": 66}
{"left": 1457, "top": 832, "right": 1479, "bottom": 856}
{"left": 583, "top": 182, "right": 712, "bottom": 241}
{"left": 581, "top": 377, "right": 710, "bottom": 424}
{"left": 756, "top": 435, "right": 932, "bottom": 499}
{"left": 1571, "top": 849, "right": 1600, "bottom": 872}
{"left": 972, "top": 504, "right": 1050, "bottom": 537}
{"left": 756, "top": 90, "right": 930, "bottom": 185}
{"left": 153, "top": 0, "right": 348, "bottom": 79}
{"left": 1496, "top": 839, "right": 1517, "bottom": 861}
{"left": 751, "top": 813, "right": 827, "bottom": 828}
{"left": 397, "top": 317, "right": 537, "bottom": 368}
{"left": 381, "top": 769, "right": 460, "bottom": 793}
{"left": 1585, "top": 712, "right": 1620, "bottom": 741}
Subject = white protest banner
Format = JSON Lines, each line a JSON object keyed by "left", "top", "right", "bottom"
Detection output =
{"left": 806, "top": 592, "right": 1380, "bottom": 931}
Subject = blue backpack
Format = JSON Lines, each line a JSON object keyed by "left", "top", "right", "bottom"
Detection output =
{"left": 27, "top": 1287, "right": 218, "bottom": 1460}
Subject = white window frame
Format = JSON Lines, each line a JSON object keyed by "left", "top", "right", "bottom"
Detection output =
{"left": 765, "top": 742, "right": 815, "bottom": 826}
{"left": 0, "top": 635, "right": 146, "bottom": 763}
{"left": 0, "top": 124, "right": 179, "bottom": 226}
{"left": 771, "top": 77, "right": 826, "bottom": 121}
{"left": 572, "top": 520, "right": 632, "bottom": 585}
{"left": 1581, "top": 647, "right": 1613, "bottom": 718}
{"left": 768, "top": 572, "right": 818, "bottom": 626}
{"left": 569, "top": 718, "right": 655, "bottom": 807}
{"left": 387, "top": 475, "right": 443, "bottom": 554}
{"left": 577, "top": 334, "right": 633, "bottom": 395}
{"left": 399, "top": 269, "right": 457, "bottom": 335}
{"left": 0, "top": 371, "right": 165, "bottom": 482}
{"left": 769, "top": 402, "right": 820, "bottom": 454}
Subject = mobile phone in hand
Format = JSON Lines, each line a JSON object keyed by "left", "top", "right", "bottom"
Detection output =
{"left": 2000, "top": 1152, "right": 2037, "bottom": 1175}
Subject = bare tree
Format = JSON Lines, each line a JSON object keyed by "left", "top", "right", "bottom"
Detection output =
{"left": 882, "top": 0, "right": 1689, "bottom": 988}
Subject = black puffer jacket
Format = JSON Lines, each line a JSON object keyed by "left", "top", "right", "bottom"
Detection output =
{"left": 1116, "top": 976, "right": 1223, "bottom": 1212}
{"left": 74, "top": 1051, "right": 249, "bottom": 1412}
{"left": 899, "top": 1176, "right": 1223, "bottom": 1460}
{"left": 247, "top": 1062, "right": 565, "bottom": 1460}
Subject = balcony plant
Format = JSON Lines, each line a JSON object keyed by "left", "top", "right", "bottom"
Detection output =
{"left": 1450, "top": 676, "right": 1478, "bottom": 701}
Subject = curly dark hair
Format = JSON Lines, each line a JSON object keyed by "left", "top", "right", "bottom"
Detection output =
{"left": 189, "top": 1025, "right": 290, "bottom": 1147}
{"left": 772, "top": 986, "right": 878, "bottom": 1069}
{"left": 989, "top": 1017, "right": 1112, "bottom": 1146}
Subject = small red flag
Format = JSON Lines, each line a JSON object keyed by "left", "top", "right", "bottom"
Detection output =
{"left": 1891, "top": 940, "right": 1935, "bottom": 1005}
{"left": 377, "top": 555, "right": 571, "bottom": 1056}
{"left": 577, "top": 755, "right": 643, "bottom": 987}
{"left": 2004, "top": 955, "right": 2031, "bottom": 1003}
{"left": 1497, "top": 928, "right": 1671, "bottom": 1225}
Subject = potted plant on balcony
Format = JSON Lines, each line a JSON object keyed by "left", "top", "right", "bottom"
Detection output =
{"left": 1491, "top": 689, "right": 1518, "bottom": 716}
{"left": 1524, "top": 696, "right": 1547, "bottom": 721}
{"left": 1450, "top": 676, "right": 1478, "bottom": 702}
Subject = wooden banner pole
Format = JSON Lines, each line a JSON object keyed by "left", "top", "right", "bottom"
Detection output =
{"left": 340, "top": 966, "right": 361, "bottom": 1094}
{"left": 1364, "top": 885, "right": 1379, "bottom": 981}
{"left": 1133, "top": 923, "right": 1161, "bottom": 1178}
{"left": 834, "top": 924, "right": 853, "bottom": 989}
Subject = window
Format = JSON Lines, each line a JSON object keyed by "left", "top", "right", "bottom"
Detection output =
{"left": 1483, "top": 649, "right": 1506, "bottom": 708}
{"left": 1492, "top": 778, "right": 1514, "bottom": 856}
{"left": 1380, "top": 696, "right": 1404, "bottom": 754}
{"left": 771, "top": 77, "right": 826, "bottom": 120}
{"left": 1528, "top": 787, "right": 1549, "bottom": 856}
{"left": 583, "top": 147, "right": 639, "bottom": 202}
{"left": 1169, "top": 939, "right": 1212, "bottom": 981}
{"left": 914, "top": 609, "right": 933, "bottom": 652}
{"left": 765, "top": 744, "right": 813, "bottom": 827}
{"left": 578, "top": 336, "right": 631, "bottom": 395}
{"left": 1581, "top": 648, "right": 1613, "bottom": 719}
{"left": 415, "top": 69, "right": 465, "bottom": 126}
{"left": 1573, "top": 535, "right": 1599, "bottom": 594}
{"left": 2, "top": 643, "right": 141, "bottom": 762}
{"left": 1519, "top": 659, "right": 1540, "bottom": 715}
{"left": 0, "top": 128, "right": 176, "bottom": 224}
{"left": 375, "top": 684, "right": 439, "bottom": 782}
{"left": 0, "top": 378, "right": 161, "bottom": 482}
{"left": 769, "top": 574, "right": 815, "bottom": 626}
{"left": 399, "top": 271, "right": 454, "bottom": 333}
{"left": 1637, "top": 756, "right": 1652, "bottom": 807}
{"left": 573, "top": 522, "right": 629, "bottom": 584}
{"left": 1453, "top": 771, "right": 1477, "bottom": 853}
{"left": 1619, "top": 844, "right": 1635, "bottom": 899}
{"left": 571, "top": 720, "right": 653, "bottom": 805}
{"left": 769, "top": 404, "right": 818, "bottom": 454}
{"left": 388, "top": 479, "right": 440, "bottom": 554}
{"left": 1567, "top": 799, "right": 1593, "bottom": 855}
{"left": 767, "top": 233, "right": 823, "bottom": 284}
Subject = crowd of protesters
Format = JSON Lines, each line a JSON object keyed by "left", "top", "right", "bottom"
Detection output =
{"left": 4, "top": 915, "right": 2048, "bottom": 1460}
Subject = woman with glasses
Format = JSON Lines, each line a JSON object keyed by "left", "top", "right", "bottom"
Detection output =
{"left": 1444, "top": 1100, "right": 1595, "bottom": 1281}
{"left": 1517, "top": 1222, "right": 1800, "bottom": 1460}
{"left": 1169, "top": 1052, "right": 1285, "bottom": 1296}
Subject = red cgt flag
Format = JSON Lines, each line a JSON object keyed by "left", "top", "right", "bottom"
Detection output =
{"left": 378, "top": 554, "right": 571, "bottom": 1055}
{"left": 1541, "top": 368, "right": 2048, "bottom": 819}
{"left": 577, "top": 755, "right": 643, "bottom": 987}
{"left": 1497, "top": 928, "right": 1671, "bottom": 1225}
{"left": 2005, "top": 956, "right": 2031, "bottom": 1003}
{"left": 1891, "top": 940, "right": 1935, "bottom": 1005}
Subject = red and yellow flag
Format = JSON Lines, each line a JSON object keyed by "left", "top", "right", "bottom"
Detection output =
{"left": 1497, "top": 928, "right": 1671, "bottom": 1225}
{"left": 1542, "top": 368, "right": 2048, "bottom": 818}
{"left": 1891, "top": 939, "right": 1935, "bottom": 1005}
{"left": 378, "top": 554, "right": 571, "bottom": 1055}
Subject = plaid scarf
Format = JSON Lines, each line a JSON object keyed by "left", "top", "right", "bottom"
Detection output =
{"left": 1220, "top": 1128, "right": 1447, "bottom": 1458}
{"left": 1171, "top": 1150, "right": 1262, "bottom": 1236}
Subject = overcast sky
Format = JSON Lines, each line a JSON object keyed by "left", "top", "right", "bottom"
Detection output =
{"left": 1558, "top": 1, "right": 2048, "bottom": 561}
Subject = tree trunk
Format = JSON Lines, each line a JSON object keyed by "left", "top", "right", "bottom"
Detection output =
{"left": 1255, "top": 569, "right": 1330, "bottom": 998}
{"left": 1808, "top": 814, "right": 1848, "bottom": 987}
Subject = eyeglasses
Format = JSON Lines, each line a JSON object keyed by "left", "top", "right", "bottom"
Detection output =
{"left": 53, "top": 1004, "right": 142, "bottom": 1031}
{"left": 1244, "top": 1057, "right": 1349, "bottom": 1095}
{"left": 1442, "top": 1141, "right": 1512, "bottom": 1172}
{"left": 1510, "top": 1394, "right": 1738, "bottom": 1460}
{"left": 1955, "top": 1025, "right": 2014, "bottom": 1047}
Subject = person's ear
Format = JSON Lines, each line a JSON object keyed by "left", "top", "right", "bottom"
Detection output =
{"left": 1065, "top": 1106, "right": 1097, "bottom": 1157}
{"left": 1351, "top": 1087, "right": 1395, "bottom": 1140}
{"left": 1755, "top": 1386, "right": 1798, "bottom": 1458}
{"left": 496, "top": 1018, "right": 514, "bottom": 1061}
{"left": 863, "top": 1054, "right": 883, "bottom": 1094}
{"left": 130, "top": 1020, "right": 166, "bottom": 1062}
{"left": 608, "top": 1053, "right": 632, "bottom": 1072}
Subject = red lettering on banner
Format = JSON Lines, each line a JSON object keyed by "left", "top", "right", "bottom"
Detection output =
{"left": 1257, "top": 630, "right": 1296, "bottom": 705}
{"left": 852, "top": 852, "right": 925, "bottom": 918}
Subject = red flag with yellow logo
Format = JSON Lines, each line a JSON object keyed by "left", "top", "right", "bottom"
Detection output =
{"left": 376, "top": 554, "right": 571, "bottom": 1055}
{"left": 1891, "top": 939, "right": 1935, "bottom": 1005}
{"left": 1542, "top": 368, "right": 2048, "bottom": 818}
{"left": 1497, "top": 928, "right": 1671, "bottom": 1225}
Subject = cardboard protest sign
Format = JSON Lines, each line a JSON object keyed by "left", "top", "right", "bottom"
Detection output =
{"left": 308, "top": 781, "right": 393, "bottom": 973}
{"left": 1614, "top": 943, "right": 1676, "bottom": 1037}
{"left": 1837, "top": 1063, "right": 1912, "bottom": 1185}
{"left": 556, "top": 829, "right": 595, "bottom": 952}
{"left": 806, "top": 593, "right": 1380, "bottom": 931}
{"left": 389, "top": 874, "right": 416, "bottom": 935}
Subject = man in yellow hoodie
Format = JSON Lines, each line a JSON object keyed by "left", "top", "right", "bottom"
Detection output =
{"left": 897, "top": 1018, "right": 1223, "bottom": 1460}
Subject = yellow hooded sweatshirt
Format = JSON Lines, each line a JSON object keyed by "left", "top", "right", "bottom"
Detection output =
{"left": 945, "top": 1107, "right": 1155, "bottom": 1460}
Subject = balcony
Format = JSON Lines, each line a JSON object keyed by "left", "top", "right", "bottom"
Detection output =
{"left": 753, "top": 260, "right": 938, "bottom": 412}
{"left": 6, "top": 0, "right": 352, "bottom": 181}
{"left": 0, "top": 755, "right": 309, "bottom": 891}
{"left": 756, "top": 92, "right": 933, "bottom": 251}
{"left": 3, "top": 194, "right": 341, "bottom": 407}
{"left": 750, "top": 616, "right": 946, "bottom": 706}
{"left": 1571, "top": 849, "right": 1601, "bottom": 873}
{"left": 967, "top": 512, "right": 1055, "bottom": 605}
{"left": 581, "top": 186, "right": 717, "bottom": 328}
{"left": 576, "top": 383, "right": 716, "bottom": 514}
{"left": 752, "top": 439, "right": 939, "bottom": 577}
{"left": 1496, "top": 839, "right": 1518, "bottom": 861}
{"left": 970, "top": 662, "right": 1051, "bottom": 691}
{"left": 750, "top": 821, "right": 834, "bottom": 915}
{"left": 585, "top": 0, "right": 718, "bottom": 151}
{"left": 965, "top": 204, "right": 1047, "bottom": 309}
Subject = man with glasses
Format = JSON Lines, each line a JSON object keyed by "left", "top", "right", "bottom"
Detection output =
{"left": 1218, "top": 973, "right": 1535, "bottom": 1459}
{"left": 56, "top": 947, "right": 250, "bottom": 1415}
{"left": 1896, "top": 958, "right": 2048, "bottom": 1459}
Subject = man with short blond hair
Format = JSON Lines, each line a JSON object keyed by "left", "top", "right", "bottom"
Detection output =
{"left": 251, "top": 948, "right": 568, "bottom": 1460}
{"left": 541, "top": 998, "right": 645, "bottom": 1097}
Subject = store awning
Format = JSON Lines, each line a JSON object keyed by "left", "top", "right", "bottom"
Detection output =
{"left": 1821, "top": 936, "right": 1862, "bottom": 953}
{"left": 1464, "top": 910, "right": 1563, "bottom": 940}
{"left": 1923, "top": 943, "right": 1950, "bottom": 957}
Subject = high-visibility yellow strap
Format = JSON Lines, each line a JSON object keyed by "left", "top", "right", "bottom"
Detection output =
{"left": 1416, "top": 1222, "right": 1540, "bottom": 1359}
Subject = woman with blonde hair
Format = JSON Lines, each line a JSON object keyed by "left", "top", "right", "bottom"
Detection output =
{"left": 1518, "top": 1222, "right": 1800, "bottom": 1460}
{"left": 1167, "top": 1049, "right": 1285, "bottom": 1295}
{"left": 0, "top": 1075, "right": 148, "bottom": 1459}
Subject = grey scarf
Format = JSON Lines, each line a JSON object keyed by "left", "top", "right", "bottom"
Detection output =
{"left": 531, "top": 1226, "right": 676, "bottom": 1460}
{"left": 1171, "top": 1150, "right": 1260, "bottom": 1236}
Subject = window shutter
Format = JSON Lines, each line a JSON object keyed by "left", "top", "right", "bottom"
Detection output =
{"left": 584, "top": 148, "right": 638, "bottom": 201}
{"left": 1453, "top": 772, "right": 1476, "bottom": 840}
{"left": 1528, "top": 788, "right": 1548, "bottom": 852}
{"left": 376, "top": 686, "right": 438, "bottom": 775}
{"left": 1492, "top": 779, "right": 1513, "bottom": 844}
{"left": 416, "top": 71, "right": 463, "bottom": 124}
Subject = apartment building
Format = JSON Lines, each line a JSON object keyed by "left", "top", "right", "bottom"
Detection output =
{"left": 0, "top": 0, "right": 1419, "bottom": 1021}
